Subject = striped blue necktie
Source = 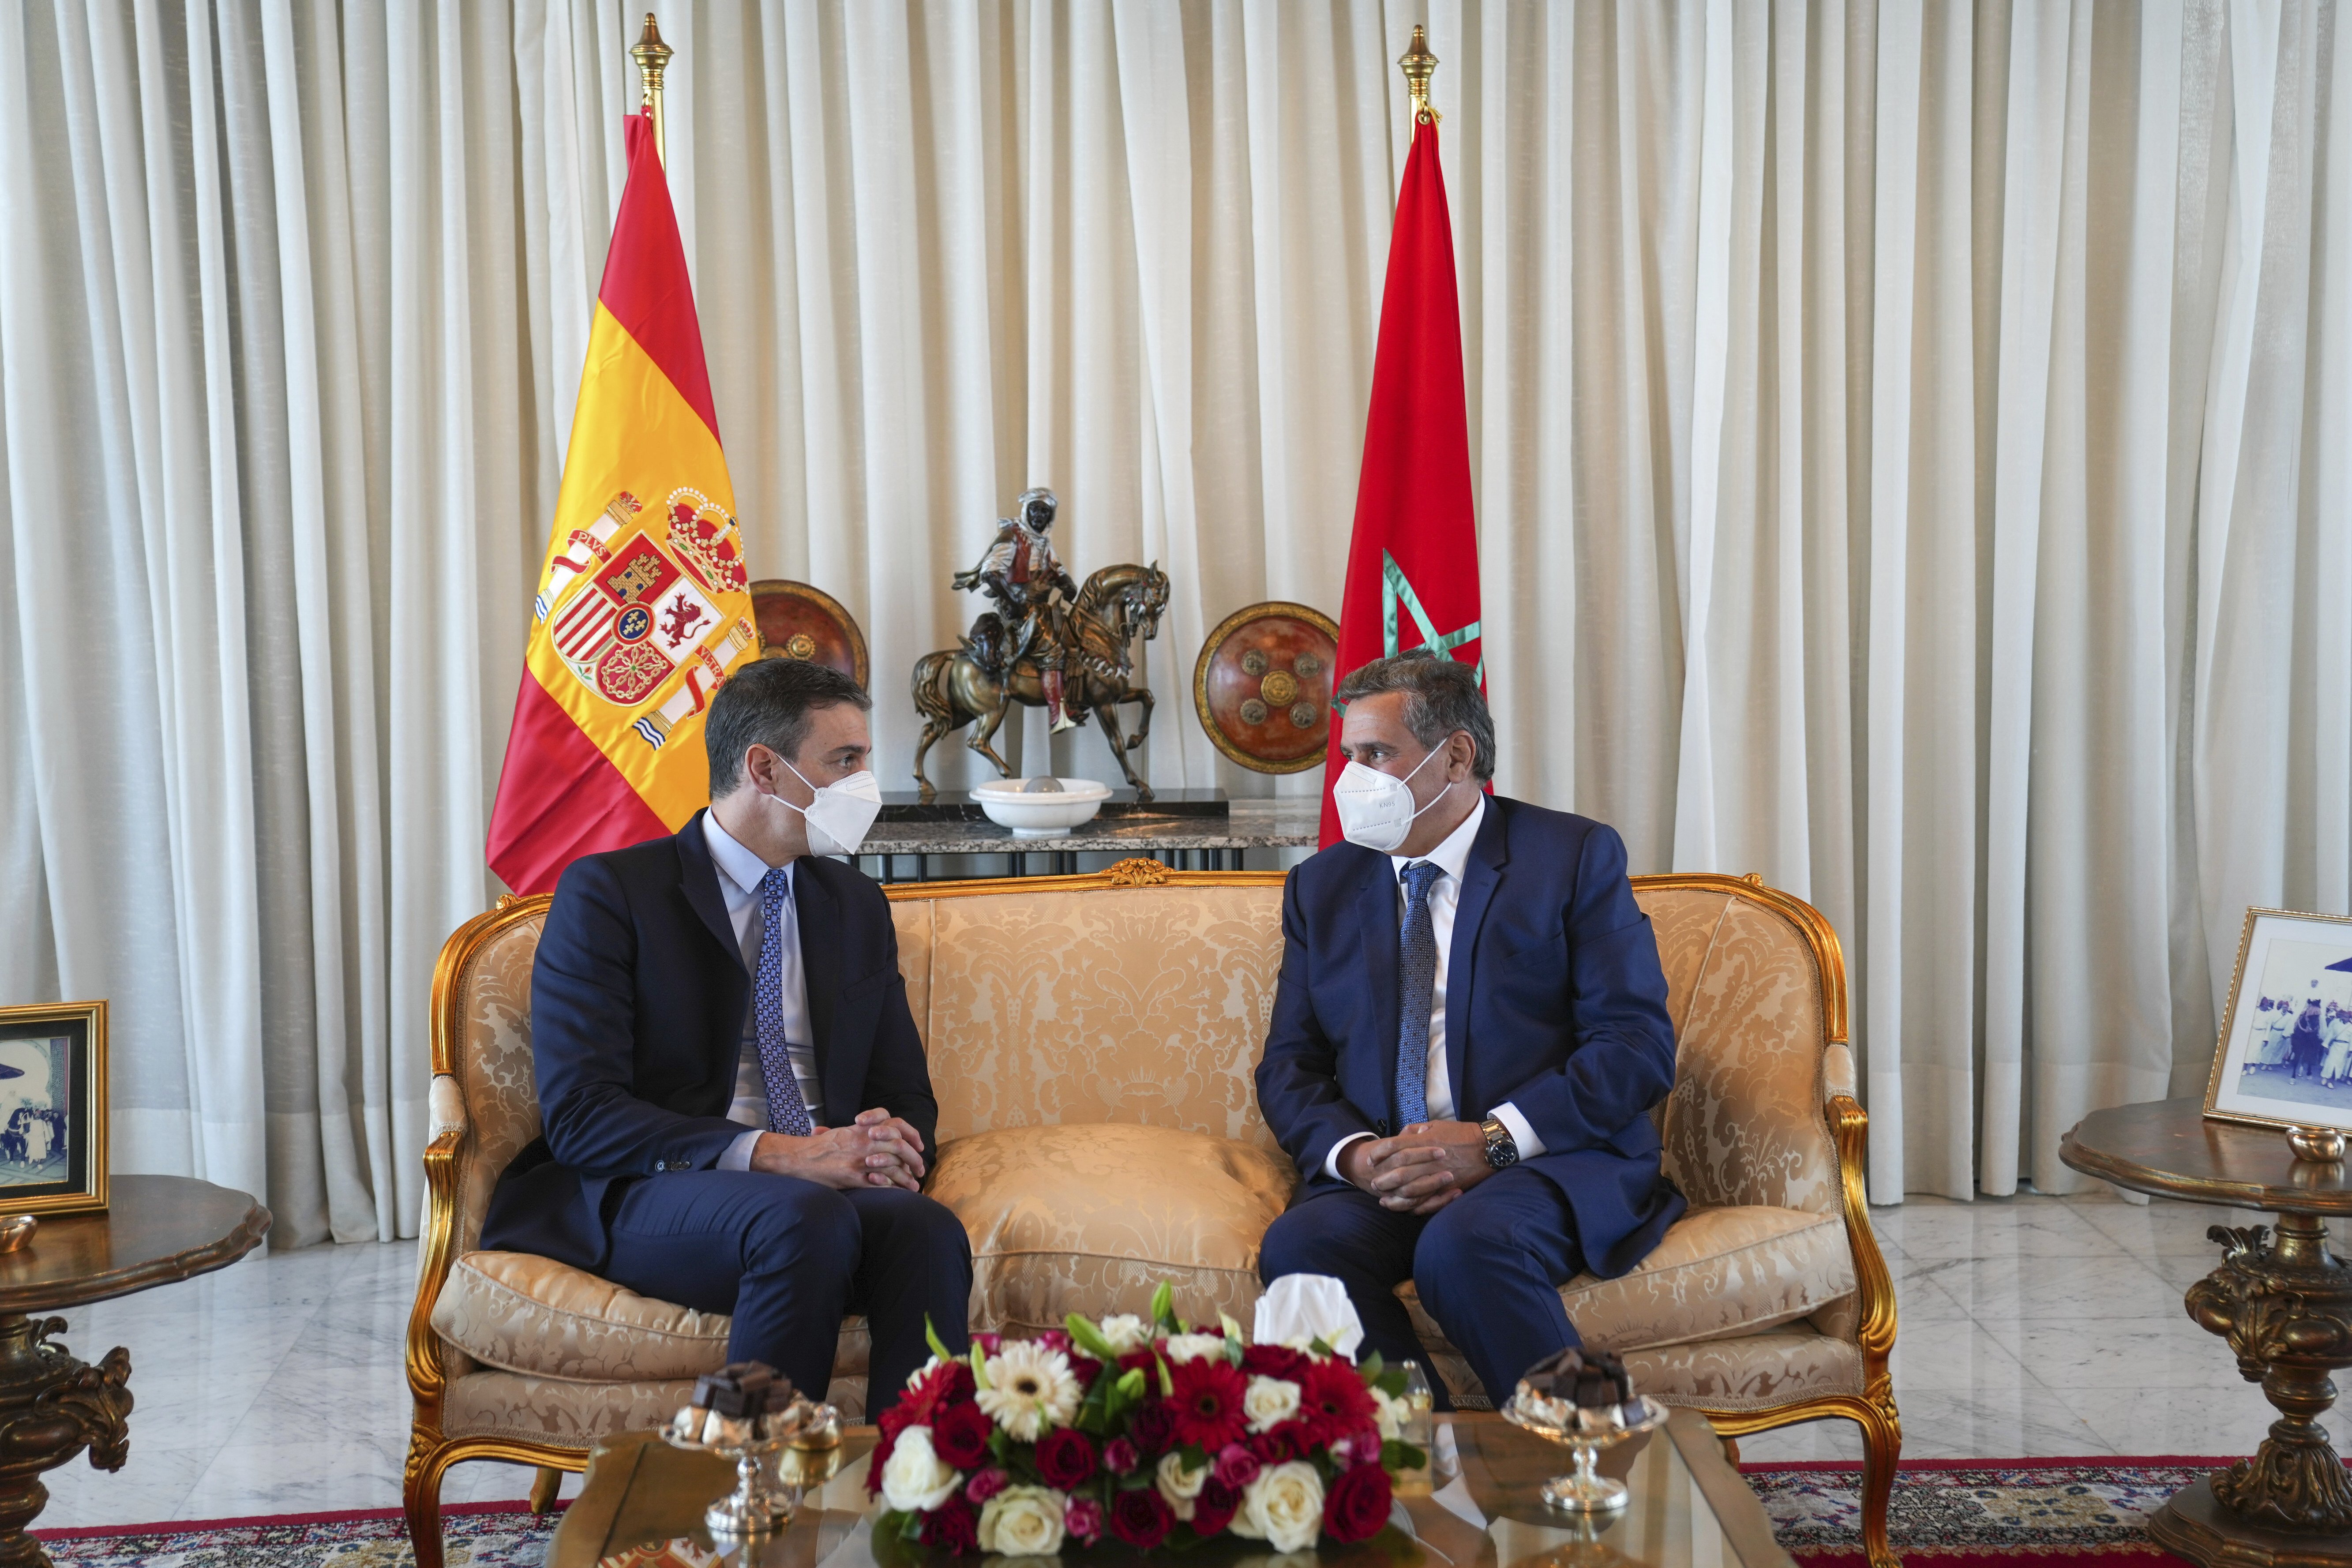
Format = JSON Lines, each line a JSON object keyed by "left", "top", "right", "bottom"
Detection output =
{"left": 756, "top": 866, "right": 816, "bottom": 1137}
{"left": 1394, "top": 860, "right": 1444, "bottom": 1128}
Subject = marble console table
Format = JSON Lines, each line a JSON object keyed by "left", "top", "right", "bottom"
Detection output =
{"left": 854, "top": 798, "right": 1317, "bottom": 880}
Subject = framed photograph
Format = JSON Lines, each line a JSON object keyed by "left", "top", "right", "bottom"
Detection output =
{"left": 2204, "top": 909, "right": 2352, "bottom": 1133}
{"left": 0, "top": 1002, "right": 108, "bottom": 1215}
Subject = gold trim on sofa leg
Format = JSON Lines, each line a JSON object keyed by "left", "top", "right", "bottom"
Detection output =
{"left": 530, "top": 1464, "right": 563, "bottom": 1514}
{"left": 1853, "top": 1394, "right": 1904, "bottom": 1568}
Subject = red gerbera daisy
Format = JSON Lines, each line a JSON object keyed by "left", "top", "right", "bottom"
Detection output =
{"left": 1294, "top": 1358, "right": 1379, "bottom": 1448}
{"left": 900, "top": 1358, "right": 977, "bottom": 1426}
{"left": 1164, "top": 1356, "right": 1251, "bottom": 1452}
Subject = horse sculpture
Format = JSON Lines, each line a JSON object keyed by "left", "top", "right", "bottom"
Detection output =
{"left": 911, "top": 560, "right": 1170, "bottom": 801}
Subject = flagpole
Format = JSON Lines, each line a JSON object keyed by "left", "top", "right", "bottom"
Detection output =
{"left": 1398, "top": 23, "right": 1439, "bottom": 126}
{"left": 632, "top": 12, "right": 674, "bottom": 167}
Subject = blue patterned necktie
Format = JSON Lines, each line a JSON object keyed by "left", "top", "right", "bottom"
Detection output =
{"left": 756, "top": 866, "right": 816, "bottom": 1137}
{"left": 1394, "top": 860, "right": 1444, "bottom": 1128}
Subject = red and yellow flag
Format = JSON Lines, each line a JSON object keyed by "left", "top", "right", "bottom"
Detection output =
{"left": 488, "top": 113, "right": 756, "bottom": 895}
{"left": 1321, "top": 112, "right": 1484, "bottom": 848}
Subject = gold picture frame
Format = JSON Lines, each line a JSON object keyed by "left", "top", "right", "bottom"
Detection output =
{"left": 2202, "top": 907, "right": 2352, "bottom": 1134}
{"left": 0, "top": 1001, "right": 108, "bottom": 1215}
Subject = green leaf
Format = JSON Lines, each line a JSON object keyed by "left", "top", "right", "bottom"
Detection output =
{"left": 895, "top": 1510, "right": 926, "bottom": 1542}
{"left": 1372, "top": 1367, "right": 1407, "bottom": 1398}
{"left": 1309, "top": 1335, "right": 1334, "bottom": 1358}
{"left": 969, "top": 1343, "right": 991, "bottom": 1390}
{"left": 924, "top": 1316, "right": 954, "bottom": 1367}
{"left": 1178, "top": 1443, "right": 1208, "bottom": 1475}
{"left": 1384, "top": 1438, "right": 1428, "bottom": 1472}
{"left": 1066, "top": 1312, "right": 1120, "bottom": 1363}
{"left": 1358, "top": 1350, "right": 1385, "bottom": 1385}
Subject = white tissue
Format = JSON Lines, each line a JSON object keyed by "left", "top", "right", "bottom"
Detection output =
{"left": 1252, "top": 1273, "right": 1365, "bottom": 1359}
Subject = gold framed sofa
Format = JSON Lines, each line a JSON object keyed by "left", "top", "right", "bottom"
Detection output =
{"left": 405, "top": 861, "right": 1898, "bottom": 1568}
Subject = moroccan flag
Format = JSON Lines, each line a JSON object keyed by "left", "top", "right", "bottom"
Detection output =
{"left": 488, "top": 113, "right": 756, "bottom": 895}
{"left": 1321, "top": 113, "right": 1483, "bottom": 848}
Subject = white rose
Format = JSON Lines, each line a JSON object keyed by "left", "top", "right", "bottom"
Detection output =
{"left": 1370, "top": 1386, "right": 1406, "bottom": 1441}
{"left": 1096, "top": 1314, "right": 1151, "bottom": 1355}
{"left": 1243, "top": 1375, "right": 1302, "bottom": 1433}
{"left": 1232, "top": 1461, "right": 1325, "bottom": 1553}
{"left": 1156, "top": 1449, "right": 1208, "bottom": 1520}
{"left": 978, "top": 1484, "right": 1069, "bottom": 1556}
{"left": 1163, "top": 1332, "right": 1230, "bottom": 1365}
{"left": 878, "top": 1426, "right": 961, "bottom": 1513}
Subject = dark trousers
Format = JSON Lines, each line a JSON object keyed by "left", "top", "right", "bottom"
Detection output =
{"left": 1259, "top": 1167, "right": 1583, "bottom": 1410}
{"left": 601, "top": 1171, "right": 972, "bottom": 1415}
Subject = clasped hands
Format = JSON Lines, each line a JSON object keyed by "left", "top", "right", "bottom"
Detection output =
{"left": 1337, "top": 1121, "right": 1493, "bottom": 1215}
{"left": 749, "top": 1107, "right": 926, "bottom": 1191}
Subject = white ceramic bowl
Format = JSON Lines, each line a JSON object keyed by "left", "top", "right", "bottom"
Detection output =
{"left": 972, "top": 777, "right": 1113, "bottom": 838}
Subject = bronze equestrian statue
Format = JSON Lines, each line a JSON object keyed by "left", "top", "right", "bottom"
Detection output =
{"left": 912, "top": 489, "right": 1170, "bottom": 801}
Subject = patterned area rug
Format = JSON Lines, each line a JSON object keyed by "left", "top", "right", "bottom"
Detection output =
{"left": 37, "top": 1504, "right": 556, "bottom": 1568}
{"left": 29, "top": 1463, "right": 2239, "bottom": 1567}
{"left": 1751, "top": 1456, "right": 2222, "bottom": 1565}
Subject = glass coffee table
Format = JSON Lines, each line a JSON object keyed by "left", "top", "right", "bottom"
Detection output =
{"left": 548, "top": 1410, "right": 1795, "bottom": 1568}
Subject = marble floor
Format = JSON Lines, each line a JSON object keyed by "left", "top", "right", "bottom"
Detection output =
{"left": 32, "top": 1187, "right": 2311, "bottom": 1529}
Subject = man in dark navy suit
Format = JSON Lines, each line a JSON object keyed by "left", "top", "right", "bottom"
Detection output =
{"left": 481, "top": 659, "right": 971, "bottom": 1412}
{"left": 1256, "top": 653, "right": 1683, "bottom": 1406}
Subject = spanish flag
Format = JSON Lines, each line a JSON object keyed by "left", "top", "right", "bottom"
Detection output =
{"left": 488, "top": 113, "right": 756, "bottom": 895}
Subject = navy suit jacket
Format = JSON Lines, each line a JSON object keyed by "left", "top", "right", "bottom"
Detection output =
{"left": 479, "top": 810, "right": 939, "bottom": 1272}
{"left": 1254, "top": 795, "right": 1684, "bottom": 1279}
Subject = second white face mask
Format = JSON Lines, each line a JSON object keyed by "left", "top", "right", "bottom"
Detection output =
{"left": 1330, "top": 745, "right": 1447, "bottom": 853}
{"left": 774, "top": 758, "right": 884, "bottom": 857}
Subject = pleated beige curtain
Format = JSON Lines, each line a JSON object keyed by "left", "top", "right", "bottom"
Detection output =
{"left": 0, "top": 1, "right": 2344, "bottom": 1239}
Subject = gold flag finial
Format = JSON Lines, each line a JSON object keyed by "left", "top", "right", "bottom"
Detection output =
{"left": 1398, "top": 24, "right": 1439, "bottom": 126}
{"left": 631, "top": 12, "right": 674, "bottom": 166}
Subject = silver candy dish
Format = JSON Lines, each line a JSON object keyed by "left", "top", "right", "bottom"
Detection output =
{"left": 1501, "top": 1392, "right": 1671, "bottom": 1515}
{"left": 661, "top": 1393, "right": 843, "bottom": 1542}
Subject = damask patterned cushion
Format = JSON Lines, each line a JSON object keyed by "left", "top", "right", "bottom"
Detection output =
{"left": 1399, "top": 1204, "right": 1853, "bottom": 1384}
{"left": 1421, "top": 1328, "right": 1864, "bottom": 1414}
{"left": 431, "top": 1249, "right": 869, "bottom": 1389}
{"left": 444, "top": 1365, "right": 871, "bottom": 1446}
{"left": 445, "top": 913, "right": 547, "bottom": 1259}
{"left": 927, "top": 1122, "right": 1297, "bottom": 1335}
{"left": 906, "top": 887, "right": 1286, "bottom": 1151}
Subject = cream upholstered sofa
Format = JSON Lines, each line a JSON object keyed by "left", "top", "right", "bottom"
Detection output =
{"left": 405, "top": 860, "right": 1898, "bottom": 1568}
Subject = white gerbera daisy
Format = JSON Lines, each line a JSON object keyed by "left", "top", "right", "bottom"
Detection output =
{"left": 976, "top": 1339, "right": 1082, "bottom": 1440}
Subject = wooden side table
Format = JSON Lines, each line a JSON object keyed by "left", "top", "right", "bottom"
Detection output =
{"left": 0, "top": 1175, "right": 269, "bottom": 1567}
{"left": 2062, "top": 1097, "right": 2352, "bottom": 1567}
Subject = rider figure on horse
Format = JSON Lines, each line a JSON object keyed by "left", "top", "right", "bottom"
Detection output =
{"left": 954, "top": 487, "right": 1081, "bottom": 733}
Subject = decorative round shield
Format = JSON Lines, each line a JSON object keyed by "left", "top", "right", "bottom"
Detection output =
{"left": 749, "top": 579, "right": 870, "bottom": 690}
{"left": 1193, "top": 601, "right": 1341, "bottom": 773}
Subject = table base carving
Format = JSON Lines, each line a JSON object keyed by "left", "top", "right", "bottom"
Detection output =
{"left": 0, "top": 1313, "right": 132, "bottom": 1568}
{"left": 2160, "top": 1215, "right": 2352, "bottom": 1565}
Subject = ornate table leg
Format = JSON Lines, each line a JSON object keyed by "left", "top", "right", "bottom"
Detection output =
{"left": 2151, "top": 1217, "right": 2352, "bottom": 1566}
{"left": 0, "top": 1313, "right": 132, "bottom": 1568}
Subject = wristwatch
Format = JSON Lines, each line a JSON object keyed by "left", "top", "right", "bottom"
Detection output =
{"left": 1479, "top": 1114, "right": 1520, "bottom": 1170}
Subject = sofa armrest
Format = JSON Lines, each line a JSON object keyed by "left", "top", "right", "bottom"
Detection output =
{"left": 1826, "top": 1093, "right": 1897, "bottom": 1400}
{"left": 406, "top": 1119, "right": 469, "bottom": 1418}
{"left": 1824, "top": 1042, "right": 1856, "bottom": 1101}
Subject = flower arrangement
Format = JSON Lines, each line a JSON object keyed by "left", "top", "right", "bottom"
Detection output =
{"left": 871, "top": 1284, "right": 1425, "bottom": 1556}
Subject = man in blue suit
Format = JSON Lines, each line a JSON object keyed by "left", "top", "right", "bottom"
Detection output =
{"left": 480, "top": 659, "right": 971, "bottom": 1412}
{"left": 1256, "top": 653, "right": 1683, "bottom": 1406}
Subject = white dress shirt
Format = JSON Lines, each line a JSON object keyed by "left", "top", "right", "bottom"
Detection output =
{"left": 701, "top": 813, "right": 826, "bottom": 1170}
{"left": 1324, "top": 793, "right": 1546, "bottom": 1179}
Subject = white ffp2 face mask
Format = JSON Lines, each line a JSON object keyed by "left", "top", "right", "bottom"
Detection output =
{"left": 1330, "top": 744, "right": 1448, "bottom": 853}
{"left": 771, "top": 757, "right": 884, "bottom": 857}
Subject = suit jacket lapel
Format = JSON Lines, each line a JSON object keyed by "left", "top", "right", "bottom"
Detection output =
{"left": 1444, "top": 797, "right": 1508, "bottom": 1113}
{"left": 675, "top": 810, "right": 743, "bottom": 972}
{"left": 1355, "top": 855, "right": 1403, "bottom": 1126}
{"left": 794, "top": 861, "right": 844, "bottom": 1124}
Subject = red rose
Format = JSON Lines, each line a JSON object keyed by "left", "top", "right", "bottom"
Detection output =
{"left": 1035, "top": 1426, "right": 1098, "bottom": 1489}
{"left": 902, "top": 1358, "right": 978, "bottom": 1425}
{"left": 1166, "top": 1358, "right": 1250, "bottom": 1452}
{"left": 1110, "top": 1486, "right": 1175, "bottom": 1550}
{"left": 1240, "top": 1343, "right": 1309, "bottom": 1381}
{"left": 925, "top": 1492, "right": 980, "bottom": 1554}
{"left": 1247, "top": 1428, "right": 1294, "bottom": 1463}
{"left": 1103, "top": 1437, "right": 1141, "bottom": 1475}
{"left": 1065, "top": 1494, "right": 1105, "bottom": 1545}
{"left": 932, "top": 1401, "right": 994, "bottom": 1470}
{"left": 1128, "top": 1403, "right": 1175, "bottom": 1455}
{"left": 1323, "top": 1459, "right": 1393, "bottom": 1544}
{"left": 1071, "top": 1352, "right": 1104, "bottom": 1388}
{"left": 1296, "top": 1358, "right": 1380, "bottom": 1447}
{"left": 1212, "top": 1443, "right": 1260, "bottom": 1490}
{"left": 1190, "top": 1477, "right": 1241, "bottom": 1537}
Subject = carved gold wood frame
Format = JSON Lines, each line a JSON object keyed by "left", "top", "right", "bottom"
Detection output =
{"left": 407, "top": 865, "right": 1897, "bottom": 1568}
{"left": 2200, "top": 905, "right": 2352, "bottom": 1135}
{"left": 0, "top": 999, "right": 109, "bottom": 1217}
